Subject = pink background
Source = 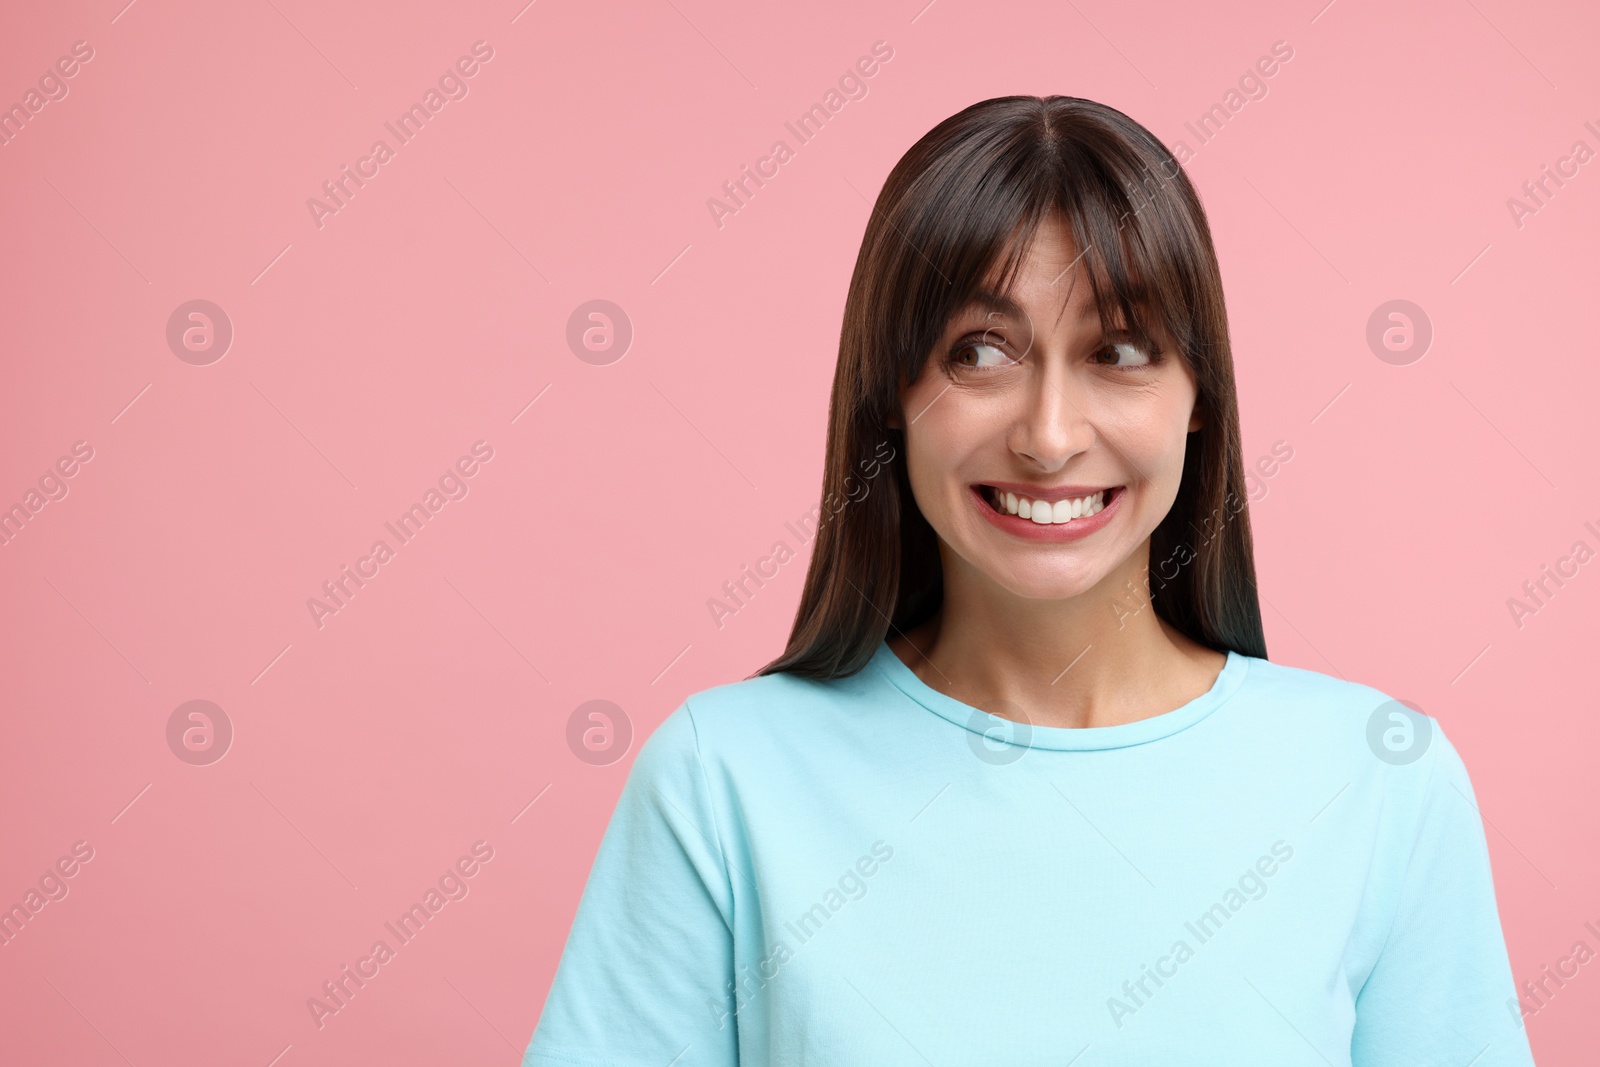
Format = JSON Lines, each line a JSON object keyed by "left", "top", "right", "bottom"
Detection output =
{"left": 2, "top": 0, "right": 1596, "bottom": 1062}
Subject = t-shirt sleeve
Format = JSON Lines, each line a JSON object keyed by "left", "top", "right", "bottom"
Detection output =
{"left": 1350, "top": 722, "right": 1537, "bottom": 1066}
{"left": 523, "top": 699, "right": 739, "bottom": 1067}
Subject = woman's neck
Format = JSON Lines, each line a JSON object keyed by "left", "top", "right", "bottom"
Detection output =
{"left": 887, "top": 546, "right": 1228, "bottom": 730}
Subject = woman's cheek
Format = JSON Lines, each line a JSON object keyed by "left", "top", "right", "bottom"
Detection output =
{"left": 902, "top": 427, "right": 947, "bottom": 520}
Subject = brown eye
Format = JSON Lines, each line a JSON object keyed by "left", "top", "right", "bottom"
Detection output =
{"left": 950, "top": 339, "right": 1013, "bottom": 369}
{"left": 1095, "top": 341, "right": 1155, "bottom": 367}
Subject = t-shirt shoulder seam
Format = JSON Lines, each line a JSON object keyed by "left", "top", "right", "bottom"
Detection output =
{"left": 681, "top": 693, "right": 736, "bottom": 935}
{"left": 1358, "top": 717, "right": 1446, "bottom": 993}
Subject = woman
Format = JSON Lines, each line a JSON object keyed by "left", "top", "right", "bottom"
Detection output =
{"left": 523, "top": 97, "right": 1536, "bottom": 1066}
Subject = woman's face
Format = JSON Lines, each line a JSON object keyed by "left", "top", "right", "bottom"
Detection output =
{"left": 896, "top": 213, "right": 1202, "bottom": 602}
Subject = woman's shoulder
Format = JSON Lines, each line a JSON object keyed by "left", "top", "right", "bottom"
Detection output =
{"left": 679, "top": 658, "right": 877, "bottom": 727}
{"left": 637, "top": 656, "right": 885, "bottom": 767}
{"left": 1235, "top": 651, "right": 1409, "bottom": 718}
{"left": 1229, "top": 652, "right": 1469, "bottom": 786}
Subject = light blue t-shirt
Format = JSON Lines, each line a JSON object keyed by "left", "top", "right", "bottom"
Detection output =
{"left": 524, "top": 643, "right": 1536, "bottom": 1066}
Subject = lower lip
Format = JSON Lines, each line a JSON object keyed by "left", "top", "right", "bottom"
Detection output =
{"left": 971, "top": 485, "right": 1124, "bottom": 542}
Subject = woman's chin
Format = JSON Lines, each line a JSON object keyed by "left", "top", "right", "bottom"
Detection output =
{"left": 986, "top": 565, "right": 1112, "bottom": 603}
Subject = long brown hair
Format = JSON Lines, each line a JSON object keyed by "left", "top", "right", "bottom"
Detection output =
{"left": 759, "top": 95, "right": 1266, "bottom": 680}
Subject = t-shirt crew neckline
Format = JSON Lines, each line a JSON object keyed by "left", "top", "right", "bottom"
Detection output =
{"left": 869, "top": 640, "right": 1250, "bottom": 751}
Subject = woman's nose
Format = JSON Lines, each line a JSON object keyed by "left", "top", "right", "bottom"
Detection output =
{"left": 1010, "top": 371, "right": 1093, "bottom": 472}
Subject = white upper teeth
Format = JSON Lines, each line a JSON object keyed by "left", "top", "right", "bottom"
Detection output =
{"left": 993, "top": 488, "right": 1107, "bottom": 524}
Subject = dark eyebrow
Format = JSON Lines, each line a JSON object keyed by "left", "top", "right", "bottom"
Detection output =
{"left": 958, "top": 288, "right": 1026, "bottom": 321}
{"left": 954, "top": 286, "right": 1102, "bottom": 326}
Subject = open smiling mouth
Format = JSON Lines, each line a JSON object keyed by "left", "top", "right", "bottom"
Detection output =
{"left": 975, "top": 484, "right": 1124, "bottom": 526}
